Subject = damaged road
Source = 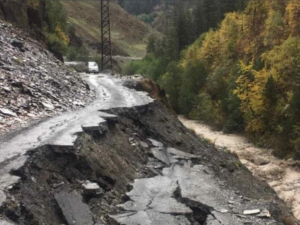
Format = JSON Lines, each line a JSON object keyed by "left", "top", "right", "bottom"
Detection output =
{"left": 0, "top": 75, "right": 297, "bottom": 225}
{"left": 0, "top": 74, "right": 153, "bottom": 224}
{"left": 111, "top": 140, "right": 284, "bottom": 225}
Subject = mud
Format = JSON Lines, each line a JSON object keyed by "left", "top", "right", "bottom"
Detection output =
{"left": 0, "top": 102, "right": 296, "bottom": 224}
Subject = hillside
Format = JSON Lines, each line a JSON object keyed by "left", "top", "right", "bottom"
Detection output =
{"left": 0, "top": 20, "right": 94, "bottom": 135}
{"left": 124, "top": 0, "right": 300, "bottom": 159}
{"left": 62, "top": 0, "right": 162, "bottom": 58}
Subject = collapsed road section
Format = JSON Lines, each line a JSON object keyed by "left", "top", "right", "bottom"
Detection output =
{"left": 0, "top": 75, "right": 297, "bottom": 225}
{"left": 111, "top": 140, "right": 283, "bottom": 225}
{"left": 0, "top": 74, "right": 153, "bottom": 224}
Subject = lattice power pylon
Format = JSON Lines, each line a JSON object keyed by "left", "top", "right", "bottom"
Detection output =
{"left": 100, "top": 0, "right": 113, "bottom": 71}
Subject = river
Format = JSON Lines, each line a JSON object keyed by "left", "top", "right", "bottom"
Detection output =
{"left": 179, "top": 116, "right": 300, "bottom": 220}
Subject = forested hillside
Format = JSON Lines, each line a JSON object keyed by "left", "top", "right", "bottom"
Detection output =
{"left": 125, "top": 0, "right": 300, "bottom": 159}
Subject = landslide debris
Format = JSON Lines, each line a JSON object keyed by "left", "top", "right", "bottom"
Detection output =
{"left": 0, "top": 101, "right": 296, "bottom": 225}
{"left": 0, "top": 20, "right": 94, "bottom": 135}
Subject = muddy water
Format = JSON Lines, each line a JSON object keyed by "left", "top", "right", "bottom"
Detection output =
{"left": 179, "top": 116, "right": 300, "bottom": 220}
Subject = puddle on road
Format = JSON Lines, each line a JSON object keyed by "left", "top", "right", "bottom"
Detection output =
{"left": 179, "top": 116, "right": 300, "bottom": 220}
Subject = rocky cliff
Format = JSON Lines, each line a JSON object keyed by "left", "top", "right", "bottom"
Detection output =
{"left": 0, "top": 0, "right": 29, "bottom": 29}
{"left": 0, "top": 20, "right": 94, "bottom": 135}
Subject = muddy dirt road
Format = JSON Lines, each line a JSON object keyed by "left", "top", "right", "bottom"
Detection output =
{"left": 179, "top": 116, "right": 300, "bottom": 220}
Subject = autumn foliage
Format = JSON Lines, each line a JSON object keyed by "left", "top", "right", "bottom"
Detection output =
{"left": 177, "top": 0, "right": 300, "bottom": 158}
{"left": 134, "top": 0, "right": 300, "bottom": 158}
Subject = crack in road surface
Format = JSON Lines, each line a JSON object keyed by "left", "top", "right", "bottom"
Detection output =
{"left": 111, "top": 140, "right": 282, "bottom": 225}
{"left": 0, "top": 74, "right": 154, "bottom": 223}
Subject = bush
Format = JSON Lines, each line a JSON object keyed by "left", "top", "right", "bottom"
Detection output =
{"left": 46, "top": 32, "right": 68, "bottom": 55}
{"left": 122, "top": 54, "right": 165, "bottom": 81}
{"left": 123, "top": 60, "right": 141, "bottom": 75}
{"left": 189, "top": 93, "right": 219, "bottom": 124}
{"left": 137, "top": 13, "right": 154, "bottom": 24}
{"left": 44, "top": 0, "right": 69, "bottom": 55}
{"left": 66, "top": 46, "right": 89, "bottom": 62}
{"left": 160, "top": 62, "right": 182, "bottom": 111}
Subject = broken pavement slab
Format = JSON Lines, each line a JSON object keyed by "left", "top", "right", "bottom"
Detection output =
{"left": 148, "top": 138, "right": 164, "bottom": 147}
{"left": 55, "top": 191, "right": 94, "bottom": 225}
{"left": 243, "top": 209, "right": 261, "bottom": 215}
{"left": 110, "top": 211, "right": 191, "bottom": 225}
{"left": 167, "top": 147, "right": 200, "bottom": 159}
{"left": 82, "top": 180, "right": 104, "bottom": 197}
{"left": 111, "top": 147, "right": 284, "bottom": 225}
{"left": 151, "top": 147, "right": 178, "bottom": 165}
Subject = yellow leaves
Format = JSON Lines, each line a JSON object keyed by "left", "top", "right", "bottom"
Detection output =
{"left": 246, "top": 118, "right": 265, "bottom": 133}
{"left": 55, "top": 25, "right": 69, "bottom": 45}
{"left": 263, "top": 37, "right": 300, "bottom": 89}
{"left": 264, "top": 9, "right": 284, "bottom": 46}
{"left": 234, "top": 62, "right": 269, "bottom": 133}
{"left": 27, "top": 0, "right": 40, "bottom": 10}
{"left": 181, "top": 43, "right": 202, "bottom": 68}
{"left": 219, "top": 12, "right": 242, "bottom": 43}
{"left": 199, "top": 30, "right": 220, "bottom": 69}
{"left": 285, "top": 0, "right": 300, "bottom": 36}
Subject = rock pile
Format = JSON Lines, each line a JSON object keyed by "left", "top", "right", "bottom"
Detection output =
{"left": 0, "top": 20, "right": 94, "bottom": 135}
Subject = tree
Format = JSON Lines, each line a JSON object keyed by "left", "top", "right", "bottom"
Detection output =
{"left": 161, "top": 62, "right": 183, "bottom": 111}
{"left": 285, "top": 0, "right": 300, "bottom": 37}
{"left": 178, "top": 60, "right": 207, "bottom": 114}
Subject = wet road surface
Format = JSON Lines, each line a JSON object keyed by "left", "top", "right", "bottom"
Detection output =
{"left": 0, "top": 74, "right": 153, "bottom": 215}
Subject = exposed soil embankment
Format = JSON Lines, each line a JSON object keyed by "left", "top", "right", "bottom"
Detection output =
{"left": 0, "top": 101, "right": 296, "bottom": 225}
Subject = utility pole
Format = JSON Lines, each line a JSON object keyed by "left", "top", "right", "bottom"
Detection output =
{"left": 100, "top": 0, "right": 113, "bottom": 71}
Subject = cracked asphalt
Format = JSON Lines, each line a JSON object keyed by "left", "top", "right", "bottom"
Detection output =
{"left": 111, "top": 140, "right": 284, "bottom": 225}
{"left": 0, "top": 74, "right": 153, "bottom": 224}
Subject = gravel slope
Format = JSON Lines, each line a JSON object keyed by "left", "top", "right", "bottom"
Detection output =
{"left": 0, "top": 20, "right": 94, "bottom": 135}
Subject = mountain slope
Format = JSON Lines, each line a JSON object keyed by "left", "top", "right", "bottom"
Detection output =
{"left": 0, "top": 20, "right": 94, "bottom": 135}
{"left": 62, "top": 0, "right": 162, "bottom": 57}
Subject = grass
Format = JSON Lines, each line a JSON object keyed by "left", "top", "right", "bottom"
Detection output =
{"left": 13, "top": 57, "right": 23, "bottom": 65}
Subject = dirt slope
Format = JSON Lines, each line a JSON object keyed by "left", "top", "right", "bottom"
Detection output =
{"left": 62, "top": 0, "right": 162, "bottom": 57}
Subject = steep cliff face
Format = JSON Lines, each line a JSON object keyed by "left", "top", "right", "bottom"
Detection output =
{"left": 0, "top": 0, "right": 47, "bottom": 44}
{"left": 0, "top": 3, "right": 4, "bottom": 21}
{"left": 0, "top": 20, "right": 94, "bottom": 135}
{"left": 0, "top": 0, "right": 29, "bottom": 29}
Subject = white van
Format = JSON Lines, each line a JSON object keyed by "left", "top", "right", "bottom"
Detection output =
{"left": 87, "top": 62, "right": 99, "bottom": 74}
